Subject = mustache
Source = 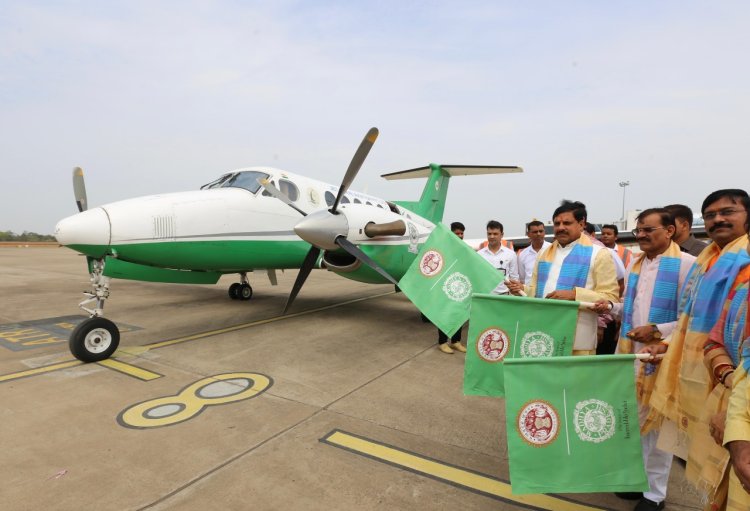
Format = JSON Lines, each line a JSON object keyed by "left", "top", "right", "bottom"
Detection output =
{"left": 709, "top": 222, "right": 732, "bottom": 232}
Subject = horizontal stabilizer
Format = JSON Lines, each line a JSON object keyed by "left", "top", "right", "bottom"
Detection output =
{"left": 381, "top": 164, "right": 522, "bottom": 180}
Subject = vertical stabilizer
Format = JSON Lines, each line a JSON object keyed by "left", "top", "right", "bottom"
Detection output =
{"left": 381, "top": 164, "right": 523, "bottom": 224}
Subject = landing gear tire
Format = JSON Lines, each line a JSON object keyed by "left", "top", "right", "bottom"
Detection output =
{"left": 228, "top": 283, "right": 242, "bottom": 300}
{"left": 69, "top": 317, "right": 120, "bottom": 362}
{"left": 238, "top": 283, "right": 253, "bottom": 300}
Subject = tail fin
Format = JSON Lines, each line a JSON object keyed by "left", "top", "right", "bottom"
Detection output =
{"left": 381, "top": 164, "right": 522, "bottom": 224}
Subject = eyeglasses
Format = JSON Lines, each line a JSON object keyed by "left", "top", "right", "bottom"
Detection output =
{"left": 631, "top": 226, "right": 666, "bottom": 236}
{"left": 702, "top": 208, "right": 746, "bottom": 221}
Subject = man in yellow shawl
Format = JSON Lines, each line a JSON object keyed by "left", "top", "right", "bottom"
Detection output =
{"left": 592, "top": 208, "right": 696, "bottom": 511}
{"left": 641, "top": 189, "right": 750, "bottom": 510}
{"left": 508, "top": 200, "right": 619, "bottom": 354}
{"left": 702, "top": 200, "right": 750, "bottom": 510}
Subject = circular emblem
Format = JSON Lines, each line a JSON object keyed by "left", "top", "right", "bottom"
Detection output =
{"left": 434, "top": 181, "right": 440, "bottom": 191}
{"left": 520, "top": 331, "right": 554, "bottom": 358}
{"left": 475, "top": 328, "right": 510, "bottom": 362}
{"left": 517, "top": 400, "right": 560, "bottom": 447}
{"left": 574, "top": 399, "right": 616, "bottom": 443}
{"left": 442, "top": 272, "right": 472, "bottom": 302}
{"left": 419, "top": 250, "right": 443, "bottom": 277}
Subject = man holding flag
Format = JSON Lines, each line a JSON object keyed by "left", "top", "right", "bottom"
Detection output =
{"left": 591, "top": 208, "right": 695, "bottom": 511}
{"left": 507, "top": 200, "right": 619, "bottom": 354}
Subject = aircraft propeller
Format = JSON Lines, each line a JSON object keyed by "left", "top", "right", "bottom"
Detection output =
{"left": 73, "top": 167, "right": 88, "bottom": 212}
{"left": 259, "top": 127, "right": 401, "bottom": 314}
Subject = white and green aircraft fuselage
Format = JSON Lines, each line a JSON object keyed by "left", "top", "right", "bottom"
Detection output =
{"left": 55, "top": 153, "right": 521, "bottom": 363}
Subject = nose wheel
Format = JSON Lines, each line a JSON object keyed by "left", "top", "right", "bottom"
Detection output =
{"left": 69, "top": 317, "right": 120, "bottom": 362}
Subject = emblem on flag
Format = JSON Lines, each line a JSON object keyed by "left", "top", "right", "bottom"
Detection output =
{"left": 573, "top": 399, "right": 616, "bottom": 443}
{"left": 520, "top": 331, "right": 555, "bottom": 358}
{"left": 442, "top": 272, "right": 472, "bottom": 302}
{"left": 419, "top": 250, "right": 443, "bottom": 276}
{"left": 517, "top": 400, "right": 559, "bottom": 447}
{"left": 476, "top": 327, "right": 510, "bottom": 362}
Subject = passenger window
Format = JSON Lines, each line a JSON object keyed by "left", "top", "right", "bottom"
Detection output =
{"left": 353, "top": 198, "right": 362, "bottom": 204}
{"left": 279, "top": 179, "right": 300, "bottom": 202}
{"left": 341, "top": 196, "right": 350, "bottom": 204}
{"left": 366, "top": 201, "right": 372, "bottom": 206}
{"left": 376, "top": 204, "right": 383, "bottom": 208}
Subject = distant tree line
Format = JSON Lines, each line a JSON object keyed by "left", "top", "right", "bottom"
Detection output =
{"left": 0, "top": 231, "right": 56, "bottom": 242}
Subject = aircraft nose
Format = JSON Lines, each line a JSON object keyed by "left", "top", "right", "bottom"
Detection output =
{"left": 55, "top": 207, "right": 111, "bottom": 248}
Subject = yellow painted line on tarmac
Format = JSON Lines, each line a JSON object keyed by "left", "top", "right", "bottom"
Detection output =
{"left": 145, "top": 291, "right": 395, "bottom": 351}
{"left": 0, "top": 360, "right": 82, "bottom": 383}
{"left": 97, "top": 358, "right": 163, "bottom": 381}
{"left": 321, "top": 430, "right": 610, "bottom": 511}
{"left": 0, "top": 291, "right": 395, "bottom": 384}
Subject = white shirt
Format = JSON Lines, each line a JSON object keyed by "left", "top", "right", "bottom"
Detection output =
{"left": 478, "top": 245, "right": 519, "bottom": 294}
{"left": 518, "top": 241, "right": 551, "bottom": 284}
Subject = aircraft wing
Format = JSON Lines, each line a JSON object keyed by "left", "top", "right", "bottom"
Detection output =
{"left": 380, "top": 164, "right": 523, "bottom": 180}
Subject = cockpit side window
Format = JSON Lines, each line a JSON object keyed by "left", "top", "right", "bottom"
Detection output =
{"left": 324, "top": 191, "right": 335, "bottom": 207}
{"left": 279, "top": 179, "right": 300, "bottom": 202}
{"left": 221, "top": 171, "right": 270, "bottom": 194}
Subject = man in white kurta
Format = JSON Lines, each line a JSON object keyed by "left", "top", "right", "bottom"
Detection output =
{"left": 591, "top": 209, "right": 695, "bottom": 509}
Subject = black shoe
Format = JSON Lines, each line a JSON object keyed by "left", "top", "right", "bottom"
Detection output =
{"left": 615, "top": 492, "right": 643, "bottom": 500}
{"left": 634, "top": 498, "right": 664, "bottom": 511}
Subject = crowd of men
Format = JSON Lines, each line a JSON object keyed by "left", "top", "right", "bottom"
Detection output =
{"left": 441, "top": 189, "right": 749, "bottom": 511}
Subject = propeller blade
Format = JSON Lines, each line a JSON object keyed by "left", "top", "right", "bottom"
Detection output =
{"left": 73, "top": 167, "right": 88, "bottom": 212}
{"left": 331, "top": 127, "right": 379, "bottom": 213}
{"left": 283, "top": 246, "right": 321, "bottom": 314}
{"left": 258, "top": 178, "right": 308, "bottom": 216}
{"left": 335, "top": 237, "right": 398, "bottom": 286}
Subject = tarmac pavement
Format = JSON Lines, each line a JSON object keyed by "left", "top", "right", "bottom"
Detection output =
{"left": 0, "top": 247, "right": 702, "bottom": 510}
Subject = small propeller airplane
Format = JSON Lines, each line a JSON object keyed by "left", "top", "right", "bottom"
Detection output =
{"left": 55, "top": 128, "right": 522, "bottom": 362}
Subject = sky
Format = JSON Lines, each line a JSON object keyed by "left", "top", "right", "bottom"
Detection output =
{"left": 1, "top": 1, "right": 748, "bottom": 238}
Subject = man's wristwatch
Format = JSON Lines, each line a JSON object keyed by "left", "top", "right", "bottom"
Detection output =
{"left": 651, "top": 324, "right": 662, "bottom": 340}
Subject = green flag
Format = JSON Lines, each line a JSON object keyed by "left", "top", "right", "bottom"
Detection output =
{"left": 504, "top": 355, "right": 648, "bottom": 495}
{"left": 463, "top": 294, "right": 577, "bottom": 397}
{"left": 398, "top": 224, "right": 502, "bottom": 337}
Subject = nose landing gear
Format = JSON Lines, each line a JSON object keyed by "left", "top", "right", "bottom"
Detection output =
{"left": 69, "top": 259, "right": 121, "bottom": 362}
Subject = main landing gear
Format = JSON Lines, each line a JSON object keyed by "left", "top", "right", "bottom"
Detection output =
{"left": 228, "top": 272, "right": 253, "bottom": 301}
{"left": 69, "top": 259, "right": 120, "bottom": 362}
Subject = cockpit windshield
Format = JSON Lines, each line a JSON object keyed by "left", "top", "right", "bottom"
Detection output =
{"left": 200, "top": 174, "right": 233, "bottom": 190}
{"left": 201, "top": 171, "right": 271, "bottom": 194}
{"left": 222, "top": 171, "right": 270, "bottom": 194}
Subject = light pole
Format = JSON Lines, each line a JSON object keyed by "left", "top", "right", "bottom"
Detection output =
{"left": 619, "top": 181, "right": 630, "bottom": 228}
